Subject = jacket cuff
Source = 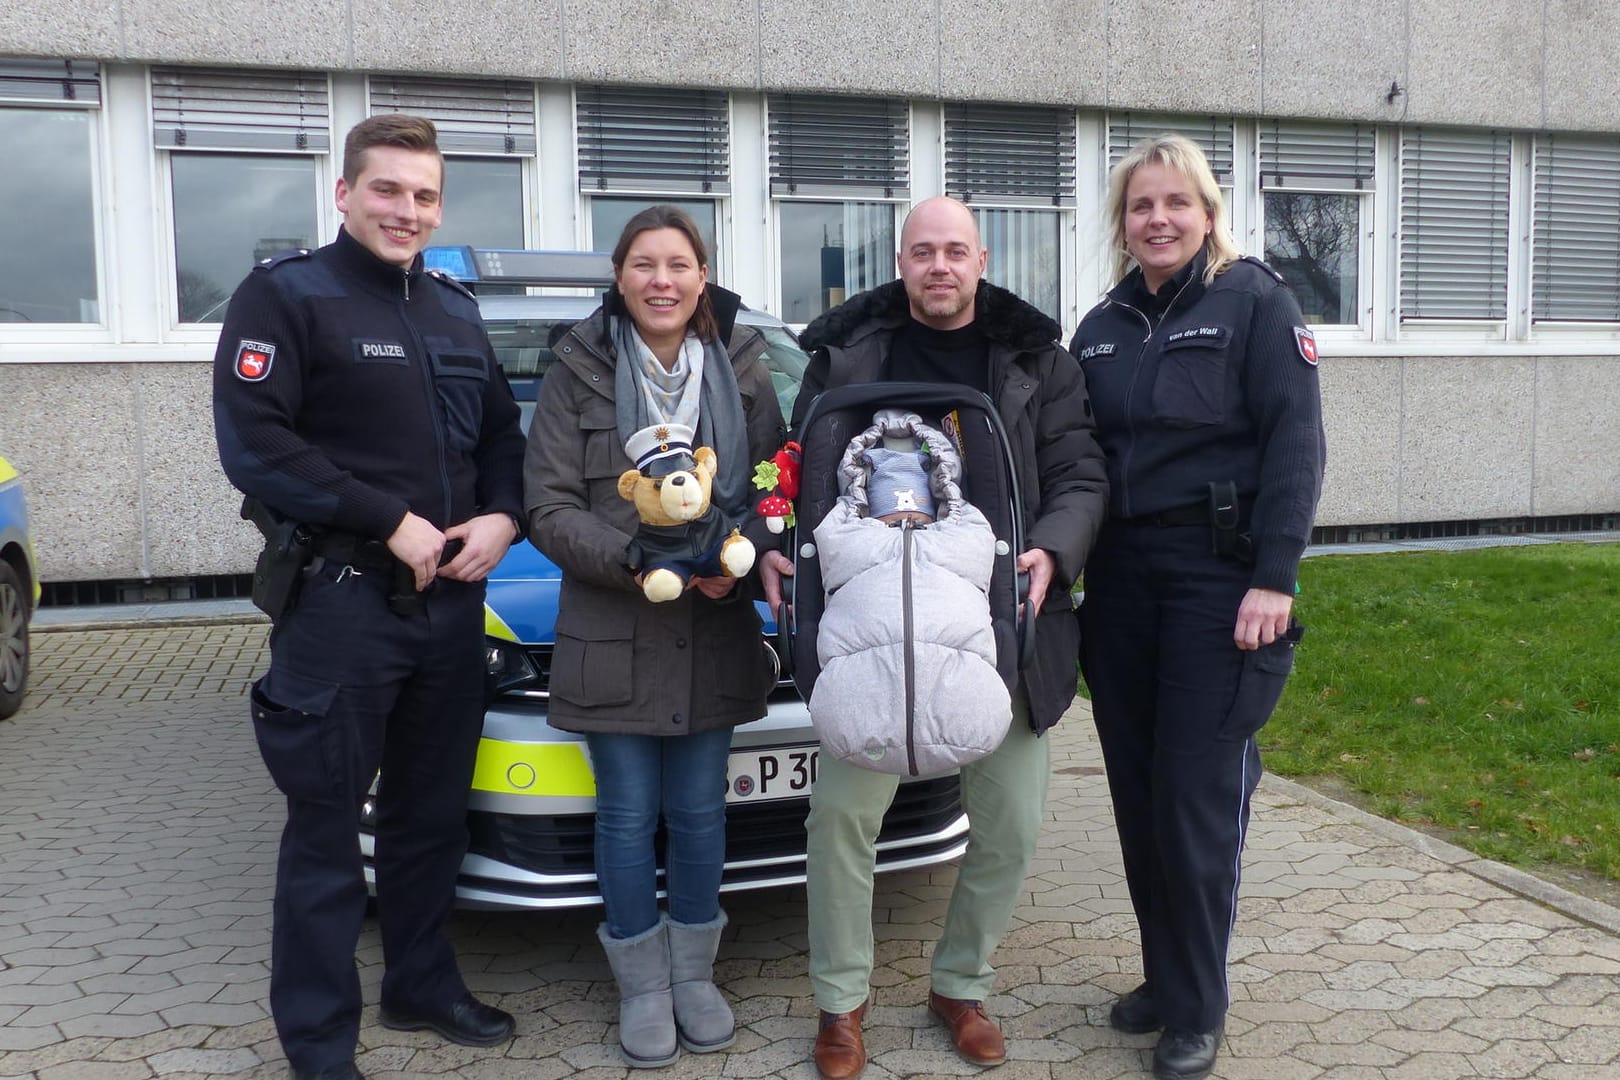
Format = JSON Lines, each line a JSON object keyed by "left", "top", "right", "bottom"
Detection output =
{"left": 1251, "top": 536, "right": 1307, "bottom": 596}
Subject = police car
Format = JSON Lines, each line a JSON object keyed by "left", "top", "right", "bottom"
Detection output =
{"left": 357, "top": 249, "right": 969, "bottom": 910}
{"left": 0, "top": 454, "right": 39, "bottom": 720}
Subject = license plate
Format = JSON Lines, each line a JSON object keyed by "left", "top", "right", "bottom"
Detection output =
{"left": 727, "top": 745, "right": 819, "bottom": 803}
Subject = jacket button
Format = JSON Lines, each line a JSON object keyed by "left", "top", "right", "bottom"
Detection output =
{"left": 676, "top": 638, "right": 687, "bottom": 648}
{"left": 591, "top": 374, "right": 600, "bottom": 382}
{"left": 1022, "top": 381, "right": 1031, "bottom": 389}
{"left": 672, "top": 713, "right": 683, "bottom": 725}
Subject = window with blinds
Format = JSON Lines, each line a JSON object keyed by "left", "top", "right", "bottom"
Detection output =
{"left": 1531, "top": 134, "right": 1620, "bottom": 322}
{"left": 0, "top": 58, "right": 100, "bottom": 107}
{"left": 576, "top": 86, "right": 729, "bottom": 194}
{"left": 768, "top": 94, "right": 908, "bottom": 199}
{"left": 1399, "top": 128, "right": 1510, "bottom": 320}
{"left": 1259, "top": 122, "right": 1375, "bottom": 191}
{"left": 369, "top": 76, "right": 536, "bottom": 156}
{"left": 151, "top": 68, "right": 330, "bottom": 153}
{"left": 944, "top": 103, "right": 1075, "bottom": 207}
{"left": 1107, "top": 113, "right": 1234, "bottom": 183}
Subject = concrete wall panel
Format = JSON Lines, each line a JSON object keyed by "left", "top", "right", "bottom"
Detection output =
{"left": 1399, "top": 357, "right": 1535, "bottom": 522}
{"left": 1315, "top": 357, "right": 1401, "bottom": 527}
{"left": 565, "top": 0, "right": 757, "bottom": 89}
{"left": 121, "top": 0, "right": 350, "bottom": 69}
{"left": 1406, "top": 0, "right": 1540, "bottom": 128}
{"left": 0, "top": 366, "right": 145, "bottom": 582}
{"left": 1105, "top": 0, "right": 1261, "bottom": 115}
{"left": 1543, "top": 0, "right": 1620, "bottom": 132}
{"left": 1260, "top": 0, "right": 1406, "bottom": 123}
{"left": 352, "top": 0, "right": 564, "bottom": 80}
{"left": 136, "top": 365, "right": 254, "bottom": 578}
{"left": 940, "top": 0, "right": 1105, "bottom": 108}
{"left": 758, "top": 0, "right": 937, "bottom": 97}
{"left": 1531, "top": 356, "right": 1620, "bottom": 516}
{"left": 0, "top": 3, "right": 122, "bottom": 59}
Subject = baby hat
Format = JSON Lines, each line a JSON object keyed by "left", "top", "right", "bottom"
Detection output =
{"left": 865, "top": 446, "right": 936, "bottom": 518}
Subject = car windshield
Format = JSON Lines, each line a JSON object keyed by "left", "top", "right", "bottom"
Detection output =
{"left": 485, "top": 316, "right": 810, "bottom": 434}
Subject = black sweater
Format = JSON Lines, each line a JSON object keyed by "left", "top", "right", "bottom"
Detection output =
{"left": 1070, "top": 251, "right": 1326, "bottom": 593}
{"left": 213, "top": 227, "right": 524, "bottom": 539}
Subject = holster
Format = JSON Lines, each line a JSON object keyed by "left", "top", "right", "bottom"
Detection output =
{"left": 1207, "top": 481, "right": 1255, "bottom": 565}
{"left": 242, "top": 497, "right": 315, "bottom": 620}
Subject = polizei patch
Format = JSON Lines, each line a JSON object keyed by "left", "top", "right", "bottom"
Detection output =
{"left": 234, "top": 340, "right": 276, "bottom": 382}
{"left": 1293, "top": 326, "right": 1318, "bottom": 366}
{"left": 355, "top": 339, "right": 408, "bottom": 363}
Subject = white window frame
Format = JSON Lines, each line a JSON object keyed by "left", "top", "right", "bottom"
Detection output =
{"left": 944, "top": 102, "right": 1078, "bottom": 328}
{"left": 1253, "top": 120, "right": 1379, "bottom": 342}
{"left": 765, "top": 93, "right": 909, "bottom": 327}
{"left": 1524, "top": 131, "right": 1620, "bottom": 344}
{"left": 153, "top": 67, "right": 333, "bottom": 339}
{"left": 0, "top": 61, "right": 111, "bottom": 347}
{"left": 572, "top": 86, "right": 732, "bottom": 278}
{"left": 1394, "top": 126, "right": 1513, "bottom": 345}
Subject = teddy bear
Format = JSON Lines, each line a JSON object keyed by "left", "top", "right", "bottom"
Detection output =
{"left": 618, "top": 422, "right": 757, "bottom": 603}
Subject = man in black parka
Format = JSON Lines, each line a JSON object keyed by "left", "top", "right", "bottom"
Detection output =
{"left": 760, "top": 196, "right": 1108, "bottom": 1077}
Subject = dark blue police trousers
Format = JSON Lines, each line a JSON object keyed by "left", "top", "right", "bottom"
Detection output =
{"left": 1080, "top": 521, "right": 1294, "bottom": 1034}
{"left": 249, "top": 561, "right": 485, "bottom": 1072}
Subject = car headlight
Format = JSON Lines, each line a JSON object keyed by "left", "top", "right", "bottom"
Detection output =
{"left": 485, "top": 637, "right": 541, "bottom": 699}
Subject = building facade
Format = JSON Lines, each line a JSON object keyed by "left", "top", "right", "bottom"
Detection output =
{"left": 3, "top": 1, "right": 1619, "bottom": 586}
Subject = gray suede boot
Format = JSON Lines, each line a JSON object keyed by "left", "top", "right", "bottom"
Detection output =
{"left": 598, "top": 920, "right": 678, "bottom": 1068}
{"left": 666, "top": 910, "right": 736, "bottom": 1052}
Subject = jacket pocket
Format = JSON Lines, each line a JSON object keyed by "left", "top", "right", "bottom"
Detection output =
{"left": 251, "top": 671, "right": 347, "bottom": 803}
{"left": 1152, "top": 328, "right": 1230, "bottom": 427}
{"left": 551, "top": 604, "right": 636, "bottom": 708}
{"left": 430, "top": 348, "right": 489, "bottom": 455}
{"left": 705, "top": 619, "right": 775, "bottom": 708}
{"left": 1218, "top": 620, "right": 1303, "bottom": 741}
{"left": 579, "top": 404, "right": 624, "bottom": 481}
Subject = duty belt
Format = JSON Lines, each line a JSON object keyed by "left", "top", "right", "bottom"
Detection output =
{"left": 310, "top": 534, "right": 397, "bottom": 574}
{"left": 1114, "top": 500, "right": 1210, "bottom": 527}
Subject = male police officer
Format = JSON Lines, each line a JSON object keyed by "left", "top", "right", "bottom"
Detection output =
{"left": 760, "top": 197, "right": 1108, "bottom": 1077}
{"left": 213, "top": 115, "right": 524, "bottom": 1080}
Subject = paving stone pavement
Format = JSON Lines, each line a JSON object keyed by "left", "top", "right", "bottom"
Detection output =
{"left": 2, "top": 622, "right": 1618, "bottom": 1079}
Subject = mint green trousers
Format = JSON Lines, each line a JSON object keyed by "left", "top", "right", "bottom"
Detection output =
{"left": 805, "top": 697, "right": 1050, "bottom": 1011}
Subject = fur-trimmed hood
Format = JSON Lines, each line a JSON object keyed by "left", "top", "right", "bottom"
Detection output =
{"left": 798, "top": 279, "right": 1061, "bottom": 355}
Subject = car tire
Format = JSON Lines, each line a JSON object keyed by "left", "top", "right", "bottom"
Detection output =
{"left": 0, "top": 560, "right": 30, "bottom": 720}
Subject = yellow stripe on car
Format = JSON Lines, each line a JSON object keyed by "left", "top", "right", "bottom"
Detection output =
{"left": 484, "top": 604, "right": 519, "bottom": 642}
{"left": 0, "top": 456, "right": 18, "bottom": 485}
{"left": 472, "top": 740, "right": 597, "bottom": 797}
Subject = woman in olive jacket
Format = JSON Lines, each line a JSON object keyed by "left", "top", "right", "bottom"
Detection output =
{"left": 523, "top": 206, "right": 785, "bottom": 1068}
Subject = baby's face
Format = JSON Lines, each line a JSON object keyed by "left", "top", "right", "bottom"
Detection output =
{"left": 873, "top": 510, "right": 935, "bottom": 527}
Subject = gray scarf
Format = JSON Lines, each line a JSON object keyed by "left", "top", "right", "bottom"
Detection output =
{"left": 612, "top": 314, "right": 751, "bottom": 517}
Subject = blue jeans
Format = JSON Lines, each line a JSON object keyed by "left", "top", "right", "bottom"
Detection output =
{"left": 585, "top": 728, "right": 733, "bottom": 939}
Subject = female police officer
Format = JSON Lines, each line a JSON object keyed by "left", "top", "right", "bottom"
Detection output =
{"left": 1069, "top": 135, "right": 1325, "bottom": 1080}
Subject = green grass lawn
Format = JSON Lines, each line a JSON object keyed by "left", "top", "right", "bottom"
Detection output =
{"left": 1267, "top": 542, "right": 1620, "bottom": 880}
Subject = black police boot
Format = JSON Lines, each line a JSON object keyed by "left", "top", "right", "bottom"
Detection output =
{"left": 1152, "top": 1026, "right": 1222, "bottom": 1080}
{"left": 1109, "top": 982, "right": 1162, "bottom": 1034}
{"left": 379, "top": 993, "right": 516, "bottom": 1047}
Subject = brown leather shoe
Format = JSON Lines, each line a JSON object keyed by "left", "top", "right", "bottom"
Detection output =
{"left": 928, "top": 991, "right": 1006, "bottom": 1067}
{"left": 813, "top": 1000, "right": 869, "bottom": 1079}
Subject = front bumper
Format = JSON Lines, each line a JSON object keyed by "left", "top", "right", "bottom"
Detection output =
{"left": 360, "top": 695, "right": 970, "bottom": 911}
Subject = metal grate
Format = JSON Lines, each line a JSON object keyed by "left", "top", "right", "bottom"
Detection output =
{"left": 1311, "top": 514, "right": 1620, "bottom": 546}
{"left": 40, "top": 574, "right": 254, "bottom": 607}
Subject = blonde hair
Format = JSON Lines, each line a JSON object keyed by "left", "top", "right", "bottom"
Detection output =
{"left": 1105, "top": 134, "right": 1242, "bottom": 287}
